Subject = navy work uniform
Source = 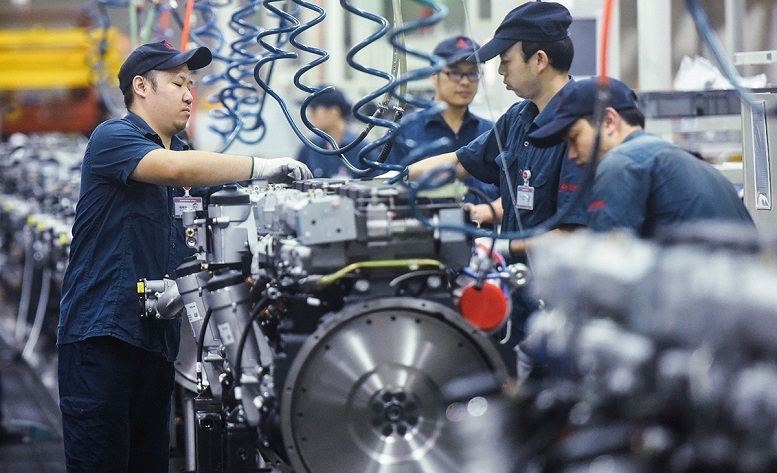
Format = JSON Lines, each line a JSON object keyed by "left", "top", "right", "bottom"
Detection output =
{"left": 588, "top": 130, "right": 754, "bottom": 236}
{"left": 458, "top": 82, "right": 589, "bottom": 236}
{"left": 385, "top": 109, "right": 499, "bottom": 205}
{"left": 58, "top": 112, "right": 193, "bottom": 472}
{"left": 457, "top": 81, "right": 590, "bottom": 342}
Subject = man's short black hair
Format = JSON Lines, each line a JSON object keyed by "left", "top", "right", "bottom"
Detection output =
{"left": 308, "top": 88, "right": 352, "bottom": 120}
{"left": 618, "top": 107, "right": 646, "bottom": 128}
{"left": 123, "top": 70, "right": 158, "bottom": 109}
{"left": 521, "top": 36, "right": 574, "bottom": 72}
{"left": 581, "top": 108, "right": 645, "bottom": 129}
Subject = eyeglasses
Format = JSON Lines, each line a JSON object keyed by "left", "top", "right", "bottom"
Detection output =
{"left": 441, "top": 70, "right": 480, "bottom": 82}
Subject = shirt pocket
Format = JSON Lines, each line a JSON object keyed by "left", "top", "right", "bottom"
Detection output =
{"left": 519, "top": 169, "right": 553, "bottom": 200}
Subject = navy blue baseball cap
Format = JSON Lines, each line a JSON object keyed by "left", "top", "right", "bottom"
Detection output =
{"left": 433, "top": 36, "right": 480, "bottom": 66}
{"left": 469, "top": 1, "right": 572, "bottom": 63}
{"left": 527, "top": 78, "right": 640, "bottom": 146}
{"left": 118, "top": 40, "right": 212, "bottom": 94}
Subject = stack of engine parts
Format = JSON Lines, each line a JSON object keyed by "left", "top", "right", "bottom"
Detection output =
{"left": 139, "top": 178, "right": 521, "bottom": 472}
{"left": 0, "top": 133, "right": 83, "bottom": 369}
{"left": 445, "top": 224, "right": 777, "bottom": 473}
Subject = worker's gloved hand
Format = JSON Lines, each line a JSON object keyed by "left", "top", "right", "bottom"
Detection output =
{"left": 474, "top": 236, "right": 512, "bottom": 257}
{"left": 252, "top": 157, "right": 313, "bottom": 183}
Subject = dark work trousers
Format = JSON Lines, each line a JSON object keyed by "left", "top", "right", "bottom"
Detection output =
{"left": 58, "top": 336, "right": 175, "bottom": 473}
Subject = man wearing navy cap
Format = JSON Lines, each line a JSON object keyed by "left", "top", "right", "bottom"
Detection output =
{"left": 527, "top": 77, "right": 753, "bottom": 236}
{"left": 384, "top": 36, "right": 499, "bottom": 212}
{"left": 407, "top": 2, "right": 590, "bottom": 361}
{"left": 296, "top": 86, "right": 379, "bottom": 178}
{"left": 57, "top": 41, "right": 311, "bottom": 472}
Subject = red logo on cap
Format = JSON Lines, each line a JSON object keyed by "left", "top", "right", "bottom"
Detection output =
{"left": 162, "top": 40, "right": 175, "bottom": 50}
{"left": 456, "top": 38, "right": 469, "bottom": 49}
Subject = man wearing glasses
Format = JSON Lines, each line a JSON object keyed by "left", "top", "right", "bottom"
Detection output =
{"left": 407, "top": 2, "right": 590, "bottom": 372}
{"left": 384, "top": 35, "right": 499, "bottom": 210}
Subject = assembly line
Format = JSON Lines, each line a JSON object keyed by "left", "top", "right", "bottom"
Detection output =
{"left": 1, "top": 1, "right": 776, "bottom": 472}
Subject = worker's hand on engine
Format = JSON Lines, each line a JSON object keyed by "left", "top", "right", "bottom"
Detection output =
{"left": 252, "top": 157, "right": 313, "bottom": 182}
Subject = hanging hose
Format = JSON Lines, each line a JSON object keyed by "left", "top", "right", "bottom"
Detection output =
{"left": 684, "top": 0, "right": 760, "bottom": 108}
{"left": 359, "top": 0, "right": 407, "bottom": 164}
{"left": 334, "top": 0, "right": 450, "bottom": 177}
{"left": 177, "top": 0, "right": 301, "bottom": 151}
{"left": 289, "top": 1, "right": 384, "bottom": 176}
{"left": 86, "top": 0, "right": 183, "bottom": 118}
{"left": 205, "top": 0, "right": 268, "bottom": 151}
{"left": 251, "top": 0, "right": 449, "bottom": 179}
{"left": 254, "top": 1, "right": 349, "bottom": 162}
{"left": 129, "top": 0, "right": 139, "bottom": 47}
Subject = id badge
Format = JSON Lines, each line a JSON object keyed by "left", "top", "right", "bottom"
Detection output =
{"left": 173, "top": 196, "right": 203, "bottom": 218}
{"left": 516, "top": 185, "right": 535, "bottom": 210}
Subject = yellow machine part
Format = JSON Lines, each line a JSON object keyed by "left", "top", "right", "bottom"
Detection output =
{"left": 0, "top": 27, "right": 125, "bottom": 90}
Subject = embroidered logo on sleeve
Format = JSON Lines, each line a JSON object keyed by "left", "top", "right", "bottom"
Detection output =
{"left": 588, "top": 200, "right": 606, "bottom": 211}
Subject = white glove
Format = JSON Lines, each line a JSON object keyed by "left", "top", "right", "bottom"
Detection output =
{"left": 252, "top": 157, "right": 313, "bottom": 182}
{"left": 474, "top": 236, "right": 512, "bottom": 257}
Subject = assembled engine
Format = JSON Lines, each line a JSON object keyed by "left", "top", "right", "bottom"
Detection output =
{"left": 139, "top": 178, "right": 520, "bottom": 473}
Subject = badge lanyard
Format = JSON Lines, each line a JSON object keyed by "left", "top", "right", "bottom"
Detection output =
{"left": 516, "top": 169, "right": 534, "bottom": 210}
{"left": 173, "top": 186, "right": 203, "bottom": 218}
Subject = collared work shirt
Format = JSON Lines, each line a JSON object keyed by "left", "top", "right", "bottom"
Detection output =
{"left": 58, "top": 112, "right": 192, "bottom": 362}
{"left": 457, "top": 83, "right": 589, "bottom": 234}
{"left": 589, "top": 130, "right": 754, "bottom": 237}
{"left": 385, "top": 108, "right": 499, "bottom": 204}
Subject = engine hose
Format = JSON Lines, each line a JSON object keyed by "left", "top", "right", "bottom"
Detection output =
{"left": 231, "top": 294, "right": 270, "bottom": 394}
{"left": 317, "top": 259, "right": 445, "bottom": 287}
{"left": 195, "top": 307, "right": 213, "bottom": 393}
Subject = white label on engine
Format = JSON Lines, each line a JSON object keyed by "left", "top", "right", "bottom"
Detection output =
{"left": 185, "top": 302, "right": 201, "bottom": 322}
{"left": 218, "top": 322, "right": 235, "bottom": 345}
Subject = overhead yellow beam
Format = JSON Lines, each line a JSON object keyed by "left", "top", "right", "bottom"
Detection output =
{"left": 0, "top": 27, "right": 124, "bottom": 90}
